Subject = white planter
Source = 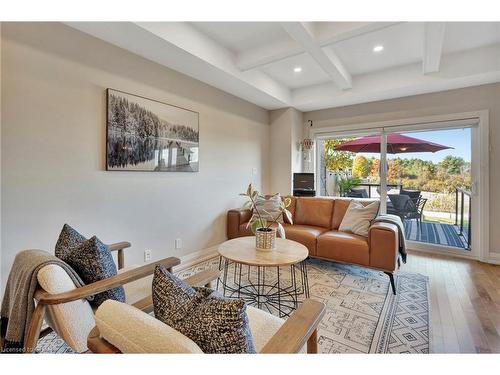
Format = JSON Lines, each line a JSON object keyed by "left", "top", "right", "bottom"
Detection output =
{"left": 255, "top": 228, "right": 277, "bottom": 251}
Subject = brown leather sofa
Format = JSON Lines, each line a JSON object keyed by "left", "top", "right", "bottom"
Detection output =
{"left": 227, "top": 196, "right": 400, "bottom": 294}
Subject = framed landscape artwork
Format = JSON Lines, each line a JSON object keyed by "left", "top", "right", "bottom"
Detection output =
{"left": 106, "top": 89, "right": 199, "bottom": 172}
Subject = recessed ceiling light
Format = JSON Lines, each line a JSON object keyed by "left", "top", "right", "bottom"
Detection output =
{"left": 293, "top": 67, "right": 302, "bottom": 73}
{"left": 373, "top": 45, "right": 384, "bottom": 53}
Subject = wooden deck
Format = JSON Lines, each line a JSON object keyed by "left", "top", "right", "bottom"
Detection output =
{"left": 404, "top": 220, "right": 468, "bottom": 249}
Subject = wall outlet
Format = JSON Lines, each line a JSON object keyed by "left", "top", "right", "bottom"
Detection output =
{"left": 175, "top": 238, "right": 182, "bottom": 250}
{"left": 252, "top": 167, "right": 258, "bottom": 175}
{"left": 144, "top": 249, "right": 152, "bottom": 262}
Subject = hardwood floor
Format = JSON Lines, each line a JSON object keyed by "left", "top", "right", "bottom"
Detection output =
{"left": 403, "top": 251, "right": 500, "bottom": 353}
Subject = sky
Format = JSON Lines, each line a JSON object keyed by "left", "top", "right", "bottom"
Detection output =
{"left": 358, "top": 128, "right": 472, "bottom": 163}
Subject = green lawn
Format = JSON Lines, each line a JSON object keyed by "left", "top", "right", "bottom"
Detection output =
{"left": 423, "top": 214, "right": 469, "bottom": 227}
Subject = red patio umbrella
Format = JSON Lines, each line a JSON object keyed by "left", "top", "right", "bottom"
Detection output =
{"left": 334, "top": 134, "right": 452, "bottom": 154}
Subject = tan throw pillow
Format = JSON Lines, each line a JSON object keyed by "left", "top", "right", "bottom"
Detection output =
{"left": 339, "top": 200, "right": 380, "bottom": 237}
{"left": 254, "top": 194, "right": 283, "bottom": 223}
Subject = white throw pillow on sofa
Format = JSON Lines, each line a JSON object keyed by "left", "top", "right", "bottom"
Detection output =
{"left": 254, "top": 194, "right": 283, "bottom": 223}
{"left": 339, "top": 200, "right": 380, "bottom": 237}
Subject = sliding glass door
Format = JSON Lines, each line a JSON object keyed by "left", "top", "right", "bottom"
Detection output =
{"left": 316, "top": 129, "right": 384, "bottom": 201}
{"left": 315, "top": 120, "right": 478, "bottom": 256}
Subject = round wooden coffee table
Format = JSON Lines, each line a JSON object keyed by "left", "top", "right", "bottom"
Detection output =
{"left": 217, "top": 236, "right": 310, "bottom": 317}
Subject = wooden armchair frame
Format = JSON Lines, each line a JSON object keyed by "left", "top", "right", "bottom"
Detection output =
{"left": 24, "top": 241, "right": 187, "bottom": 353}
{"left": 87, "top": 294, "right": 326, "bottom": 354}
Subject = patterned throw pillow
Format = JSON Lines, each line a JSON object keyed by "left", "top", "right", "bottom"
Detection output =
{"left": 60, "top": 235, "right": 125, "bottom": 307}
{"left": 152, "top": 265, "right": 255, "bottom": 354}
{"left": 55, "top": 224, "right": 87, "bottom": 262}
{"left": 253, "top": 194, "right": 283, "bottom": 223}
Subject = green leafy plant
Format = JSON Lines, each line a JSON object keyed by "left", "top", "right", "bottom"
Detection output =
{"left": 324, "top": 138, "right": 355, "bottom": 172}
{"left": 239, "top": 183, "right": 293, "bottom": 238}
{"left": 337, "top": 176, "right": 361, "bottom": 197}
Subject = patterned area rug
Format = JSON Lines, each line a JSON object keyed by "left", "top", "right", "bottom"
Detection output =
{"left": 37, "top": 257, "right": 430, "bottom": 354}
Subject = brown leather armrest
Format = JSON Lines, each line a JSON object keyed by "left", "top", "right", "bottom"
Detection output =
{"left": 368, "top": 222, "right": 398, "bottom": 272}
{"left": 227, "top": 208, "right": 252, "bottom": 239}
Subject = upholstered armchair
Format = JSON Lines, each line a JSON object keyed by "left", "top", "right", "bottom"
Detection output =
{"left": 87, "top": 297, "right": 326, "bottom": 354}
{"left": 26, "top": 242, "right": 206, "bottom": 353}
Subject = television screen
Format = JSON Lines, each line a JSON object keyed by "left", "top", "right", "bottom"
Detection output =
{"left": 293, "top": 173, "right": 314, "bottom": 190}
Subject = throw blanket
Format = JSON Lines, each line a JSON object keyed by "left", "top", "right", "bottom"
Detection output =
{"left": 373, "top": 214, "right": 407, "bottom": 263}
{"left": 1, "top": 250, "right": 86, "bottom": 353}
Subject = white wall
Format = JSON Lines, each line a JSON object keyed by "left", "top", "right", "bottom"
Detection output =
{"left": 290, "top": 108, "right": 303, "bottom": 175}
{"left": 1, "top": 23, "right": 270, "bottom": 290}
{"left": 269, "top": 108, "right": 303, "bottom": 195}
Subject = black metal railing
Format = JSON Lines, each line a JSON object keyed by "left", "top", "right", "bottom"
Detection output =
{"left": 353, "top": 183, "right": 402, "bottom": 198}
{"left": 455, "top": 187, "right": 471, "bottom": 249}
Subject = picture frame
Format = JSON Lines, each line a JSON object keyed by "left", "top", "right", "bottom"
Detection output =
{"left": 106, "top": 89, "right": 199, "bottom": 172}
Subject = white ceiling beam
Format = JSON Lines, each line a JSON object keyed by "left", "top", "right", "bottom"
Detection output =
{"left": 65, "top": 22, "right": 291, "bottom": 109}
{"left": 293, "top": 44, "right": 500, "bottom": 111}
{"left": 280, "top": 22, "right": 352, "bottom": 90}
{"left": 237, "top": 22, "right": 400, "bottom": 71}
{"left": 237, "top": 39, "right": 303, "bottom": 72}
{"left": 423, "top": 22, "right": 446, "bottom": 74}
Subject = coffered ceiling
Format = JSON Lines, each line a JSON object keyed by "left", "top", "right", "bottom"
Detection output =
{"left": 66, "top": 22, "right": 500, "bottom": 111}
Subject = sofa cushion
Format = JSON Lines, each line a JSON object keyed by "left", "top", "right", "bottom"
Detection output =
{"left": 284, "top": 224, "right": 328, "bottom": 256}
{"left": 95, "top": 301, "right": 294, "bottom": 354}
{"left": 54, "top": 224, "right": 87, "bottom": 262}
{"left": 37, "top": 264, "right": 95, "bottom": 353}
{"left": 246, "top": 305, "right": 284, "bottom": 352}
{"left": 62, "top": 236, "right": 125, "bottom": 307}
{"left": 294, "top": 198, "right": 334, "bottom": 228}
{"left": 339, "top": 200, "right": 380, "bottom": 237}
{"left": 254, "top": 194, "right": 284, "bottom": 223}
{"left": 152, "top": 265, "right": 255, "bottom": 354}
{"left": 331, "top": 199, "right": 352, "bottom": 229}
{"left": 238, "top": 223, "right": 253, "bottom": 237}
{"left": 332, "top": 198, "right": 379, "bottom": 230}
{"left": 317, "top": 231, "right": 370, "bottom": 266}
{"left": 95, "top": 300, "right": 203, "bottom": 353}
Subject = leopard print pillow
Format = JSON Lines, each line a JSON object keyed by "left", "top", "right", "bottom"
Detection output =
{"left": 152, "top": 265, "right": 255, "bottom": 354}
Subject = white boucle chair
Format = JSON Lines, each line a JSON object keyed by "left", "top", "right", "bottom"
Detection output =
{"left": 30, "top": 241, "right": 325, "bottom": 354}
{"left": 28, "top": 241, "right": 194, "bottom": 353}
{"left": 88, "top": 297, "right": 325, "bottom": 354}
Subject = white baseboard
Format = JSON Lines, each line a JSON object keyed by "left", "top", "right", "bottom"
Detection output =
{"left": 488, "top": 252, "right": 500, "bottom": 265}
{"left": 171, "top": 243, "right": 500, "bottom": 272}
{"left": 407, "top": 242, "right": 479, "bottom": 261}
{"left": 173, "top": 245, "right": 219, "bottom": 272}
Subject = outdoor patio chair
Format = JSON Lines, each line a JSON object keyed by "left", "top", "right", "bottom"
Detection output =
{"left": 387, "top": 194, "right": 413, "bottom": 221}
{"left": 400, "top": 188, "right": 421, "bottom": 200}
{"left": 388, "top": 194, "right": 427, "bottom": 226}
{"left": 406, "top": 196, "right": 428, "bottom": 226}
{"left": 347, "top": 188, "right": 368, "bottom": 198}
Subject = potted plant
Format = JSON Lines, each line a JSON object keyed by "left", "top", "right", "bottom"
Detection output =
{"left": 239, "top": 184, "right": 293, "bottom": 251}
{"left": 337, "top": 176, "right": 361, "bottom": 197}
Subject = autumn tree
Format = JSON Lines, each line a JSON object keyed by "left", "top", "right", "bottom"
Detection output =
{"left": 387, "top": 159, "right": 402, "bottom": 184}
{"left": 352, "top": 155, "right": 370, "bottom": 178}
{"left": 324, "top": 138, "right": 355, "bottom": 172}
